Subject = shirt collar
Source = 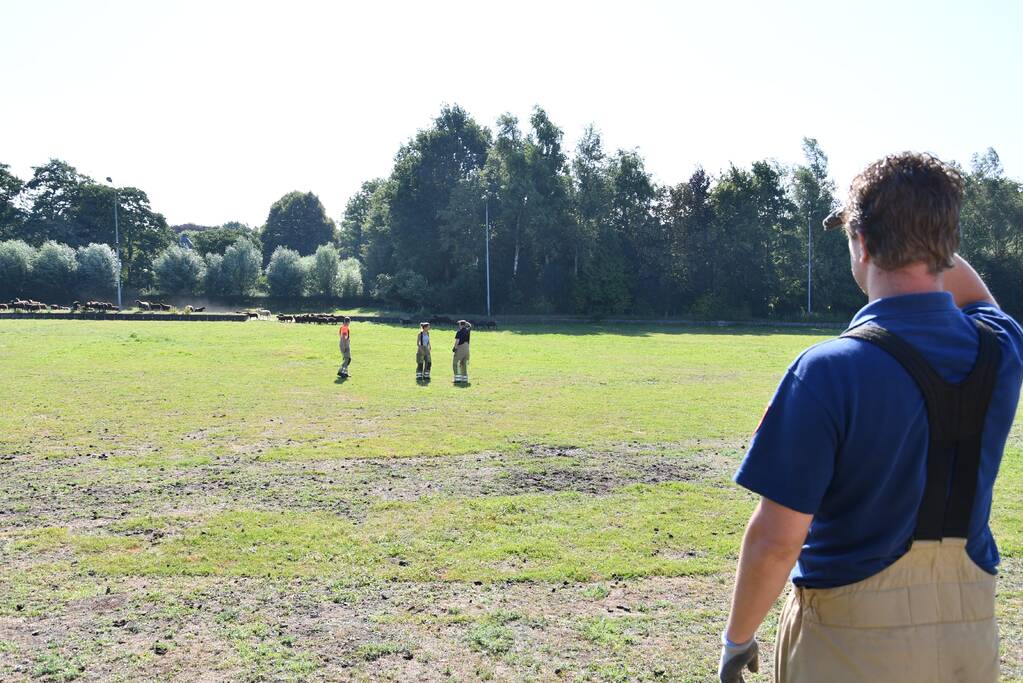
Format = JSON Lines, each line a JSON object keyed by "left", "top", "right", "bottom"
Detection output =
{"left": 848, "top": 291, "right": 957, "bottom": 329}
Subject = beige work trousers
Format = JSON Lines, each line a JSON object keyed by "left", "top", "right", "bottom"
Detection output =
{"left": 453, "top": 343, "right": 469, "bottom": 378}
{"left": 775, "top": 538, "right": 998, "bottom": 683}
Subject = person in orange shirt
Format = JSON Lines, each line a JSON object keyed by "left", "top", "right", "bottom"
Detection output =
{"left": 337, "top": 316, "right": 352, "bottom": 378}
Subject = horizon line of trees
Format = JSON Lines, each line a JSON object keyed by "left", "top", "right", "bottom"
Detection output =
{"left": 2, "top": 104, "right": 1022, "bottom": 317}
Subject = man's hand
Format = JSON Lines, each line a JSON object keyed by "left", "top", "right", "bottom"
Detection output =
{"left": 719, "top": 637, "right": 758, "bottom": 682}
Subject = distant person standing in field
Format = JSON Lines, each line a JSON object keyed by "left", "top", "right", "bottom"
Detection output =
{"left": 452, "top": 320, "right": 471, "bottom": 383}
{"left": 337, "top": 316, "right": 352, "bottom": 378}
{"left": 719, "top": 152, "right": 1023, "bottom": 682}
{"left": 416, "top": 322, "right": 432, "bottom": 380}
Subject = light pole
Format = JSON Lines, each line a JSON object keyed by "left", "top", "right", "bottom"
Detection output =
{"left": 484, "top": 197, "right": 492, "bottom": 319}
{"left": 807, "top": 212, "right": 812, "bottom": 315}
{"left": 106, "top": 177, "right": 122, "bottom": 309}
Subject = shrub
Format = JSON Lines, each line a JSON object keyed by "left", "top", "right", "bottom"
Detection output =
{"left": 393, "top": 269, "right": 429, "bottom": 309}
{"left": 76, "top": 243, "right": 121, "bottom": 298}
{"left": 308, "top": 244, "right": 341, "bottom": 297}
{"left": 32, "top": 241, "right": 78, "bottom": 301}
{"left": 0, "top": 239, "right": 36, "bottom": 299}
{"left": 266, "top": 246, "right": 308, "bottom": 297}
{"left": 219, "top": 238, "right": 261, "bottom": 295}
{"left": 338, "top": 258, "right": 364, "bottom": 298}
{"left": 203, "top": 253, "right": 228, "bottom": 295}
{"left": 153, "top": 245, "right": 205, "bottom": 295}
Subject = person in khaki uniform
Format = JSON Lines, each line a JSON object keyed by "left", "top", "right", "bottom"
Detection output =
{"left": 719, "top": 152, "right": 1023, "bottom": 683}
{"left": 452, "top": 320, "right": 471, "bottom": 383}
{"left": 416, "top": 322, "right": 432, "bottom": 380}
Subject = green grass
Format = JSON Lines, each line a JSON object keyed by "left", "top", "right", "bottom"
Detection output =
{"left": 1, "top": 319, "right": 1021, "bottom": 682}
{"left": 0, "top": 320, "right": 820, "bottom": 461}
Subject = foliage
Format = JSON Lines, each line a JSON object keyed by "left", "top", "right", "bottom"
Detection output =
{"left": 153, "top": 245, "right": 206, "bottom": 295}
{"left": 307, "top": 244, "right": 342, "bottom": 297}
{"left": 181, "top": 222, "right": 260, "bottom": 256}
{"left": 31, "top": 240, "right": 78, "bottom": 301}
{"left": 262, "top": 191, "right": 335, "bottom": 263}
{"left": 4, "top": 116, "right": 1023, "bottom": 317}
{"left": 75, "top": 243, "right": 120, "bottom": 298}
{"left": 0, "top": 239, "right": 36, "bottom": 299}
{"left": 338, "top": 257, "right": 364, "bottom": 298}
{"left": 203, "top": 253, "right": 229, "bottom": 295}
{"left": 0, "top": 163, "right": 25, "bottom": 240}
{"left": 219, "top": 238, "right": 262, "bottom": 295}
{"left": 265, "top": 246, "right": 308, "bottom": 297}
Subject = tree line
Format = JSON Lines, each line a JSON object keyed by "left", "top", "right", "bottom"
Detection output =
{"left": 2, "top": 105, "right": 1022, "bottom": 317}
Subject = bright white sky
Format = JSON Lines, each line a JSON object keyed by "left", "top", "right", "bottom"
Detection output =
{"left": 1, "top": 0, "right": 1020, "bottom": 228}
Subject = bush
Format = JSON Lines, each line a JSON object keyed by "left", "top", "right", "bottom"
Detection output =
{"left": 153, "top": 245, "right": 205, "bottom": 295}
{"left": 393, "top": 269, "right": 429, "bottom": 309}
{"left": 32, "top": 241, "right": 78, "bottom": 301}
{"left": 308, "top": 244, "right": 342, "bottom": 297}
{"left": 0, "top": 239, "right": 36, "bottom": 299}
{"left": 203, "top": 253, "right": 227, "bottom": 295}
{"left": 219, "top": 238, "right": 261, "bottom": 295}
{"left": 76, "top": 243, "right": 120, "bottom": 298}
{"left": 266, "top": 246, "right": 308, "bottom": 297}
{"left": 338, "top": 258, "right": 364, "bottom": 298}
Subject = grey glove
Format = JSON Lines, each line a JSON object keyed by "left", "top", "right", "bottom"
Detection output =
{"left": 719, "top": 636, "right": 758, "bottom": 683}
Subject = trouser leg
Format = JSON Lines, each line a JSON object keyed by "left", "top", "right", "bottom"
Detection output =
{"left": 424, "top": 350, "right": 431, "bottom": 377}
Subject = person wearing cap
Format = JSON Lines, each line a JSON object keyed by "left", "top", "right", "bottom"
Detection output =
{"left": 337, "top": 316, "right": 352, "bottom": 378}
{"left": 452, "top": 320, "right": 471, "bottom": 383}
{"left": 416, "top": 322, "right": 432, "bottom": 380}
{"left": 719, "top": 152, "right": 1023, "bottom": 682}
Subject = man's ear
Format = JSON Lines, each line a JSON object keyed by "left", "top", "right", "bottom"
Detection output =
{"left": 855, "top": 231, "right": 870, "bottom": 265}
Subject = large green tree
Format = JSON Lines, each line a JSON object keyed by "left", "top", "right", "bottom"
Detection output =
{"left": 960, "top": 148, "right": 1023, "bottom": 314}
{"left": 791, "top": 137, "right": 860, "bottom": 316}
{"left": 339, "top": 179, "right": 383, "bottom": 260}
{"left": 261, "top": 191, "right": 336, "bottom": 264}
{"left": 19, "top": 159, "right": 88, "bottom": 245}
{"left": 388, "top": 104, "right": 491, "bottom": 290}
{"left": 114, "top": 188, "right": 174, "bottom": 288}
{"left": 0, "top": 164, "right": 25, "bottom": 240}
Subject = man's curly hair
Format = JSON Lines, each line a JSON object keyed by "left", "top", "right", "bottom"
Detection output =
{"left": 845, "top": 152, "right": 963, "bottom": 273}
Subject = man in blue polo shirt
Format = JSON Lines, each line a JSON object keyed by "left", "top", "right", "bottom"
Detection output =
{"left": 719, "top": 152, "right": 1023, "bottom": 682}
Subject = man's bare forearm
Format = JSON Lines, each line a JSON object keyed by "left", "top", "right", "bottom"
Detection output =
{"left": 724, "top": 499, "right": 811, "bottom": 643}
{"left": 944, "top": 254, "right": 997, "bottom": 308}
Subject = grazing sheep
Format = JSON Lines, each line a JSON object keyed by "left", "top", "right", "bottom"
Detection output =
{"left": 135, "top": 299, "right": 152, "bottom": 311}
{"left": 0, "top": 303, "right": 7, "bottom": 311}
{"left": 193, "top": 306, "right": 206, "bottom": 313}
{"left": 276, "top": 314, "right": 294, "bottom": 322}
{"left": 185, "top": 305, "right": 194, "bottom": 314}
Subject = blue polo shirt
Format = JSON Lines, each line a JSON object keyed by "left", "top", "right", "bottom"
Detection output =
{"left": 735, "top": 292, "right": 1023, "bottom": 588}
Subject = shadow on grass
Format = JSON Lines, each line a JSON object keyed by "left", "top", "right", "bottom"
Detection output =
{"left": 395, "top": 322, "right": 848, "bottom": 338}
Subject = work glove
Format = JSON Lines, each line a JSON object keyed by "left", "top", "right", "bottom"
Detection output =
{"left": 719, "top": 635, "right": 758, "bottom": 683}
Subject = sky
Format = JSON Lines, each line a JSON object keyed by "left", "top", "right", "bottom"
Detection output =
{"left": 1, "top": 0, "right": 1020, "bottom": 228}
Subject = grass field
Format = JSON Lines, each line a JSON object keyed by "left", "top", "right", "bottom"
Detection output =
{"left": 1, "top": 319, "right": 1020, "bottom": 682}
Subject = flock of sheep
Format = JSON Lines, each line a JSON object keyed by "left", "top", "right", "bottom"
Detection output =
{"left": 1, "top": 300, "right": 498, "bottom": 328}
{"left": 0, "top": 299, "right": 119, "bottom": 312}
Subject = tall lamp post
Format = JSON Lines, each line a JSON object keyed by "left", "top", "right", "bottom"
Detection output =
{"left": 807, "top": 212, "right": 812, "bottom": 315}
{"left": 484, "top": 196, "right": 492, "bottom": 319}
{"left": 106, "top": 177, "right": 122, "bottom": 310}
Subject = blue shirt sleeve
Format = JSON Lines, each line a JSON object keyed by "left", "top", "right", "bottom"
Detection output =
{"left": 961, "top": 302, "right": 1023, "bottom": 366}
{"left": 734, "top": 365, "right": 841, "bottom": 515}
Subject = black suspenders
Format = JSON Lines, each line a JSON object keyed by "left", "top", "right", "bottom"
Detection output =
{"left": 840, "top": 320, "right": 1001, "bottom": 540}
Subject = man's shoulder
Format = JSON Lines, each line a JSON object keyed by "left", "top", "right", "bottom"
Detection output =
{"left": 961, "top": 302, "right": 1023, "bottom": 364}
{"left": 789, "top": 336, "right": 869, "bottom": 378}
